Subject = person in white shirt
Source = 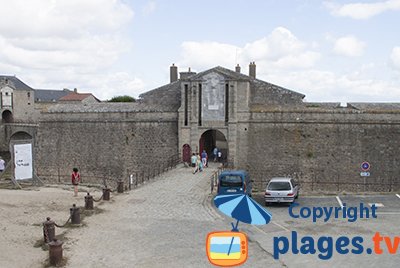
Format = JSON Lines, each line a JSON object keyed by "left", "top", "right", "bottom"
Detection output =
{"left": 0, "top": 157, "right": 5, "bottom": 172}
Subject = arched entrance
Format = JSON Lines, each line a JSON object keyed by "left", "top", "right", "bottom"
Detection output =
{"left": 199, "top": 130, "right": 228, "bottom": 162}
{"left": 2, "top": 110, "right": 13, "bottom": 123}
{"left": 182, "top": 144, "right": 191, "bottom": 163}
{"left": 10, "top": 131, "right": 32, "bottom": 140}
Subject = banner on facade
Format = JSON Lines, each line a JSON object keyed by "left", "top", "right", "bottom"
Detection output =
{"left": 14, "top": 143, "right": 33, "bottom": 180}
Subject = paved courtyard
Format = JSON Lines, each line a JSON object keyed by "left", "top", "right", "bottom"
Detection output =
{"left": 1, "top": 164, "right": 399, "bottom": 268}
{"left": 64, "top": 164, "right": 282, "bottom": 268}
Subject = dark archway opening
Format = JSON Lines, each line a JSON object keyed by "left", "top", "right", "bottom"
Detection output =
{"left": 10, "top": 131, "right": 32, "bottom": 140}
{"left": 2, "top": 110, "right": 13, "bottom": 123}
{"left": 199, "top": 130, "right": 228, "bottom": 162}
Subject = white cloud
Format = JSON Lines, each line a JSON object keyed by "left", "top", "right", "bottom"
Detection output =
{"left": 0, "top": 0, "right": 139, "bottom": 100}
{"left": 179, "top": 27, "right": 320, "bottom": 72}
{"left": 180, "top": 41, "right": 239, "bottom": 70}
{"left": 142, "top": 1, "right": 157, "bottom": 16}
{"left": 333, "top": 36, "right": 365, "bottom": 57}
{"left": 177, "top": 27, "right": 400, "bottom": 102}
{"left": 269, "top": 69, "right": 400, "bottom": 102}
{"left": 24, "top": 71, "right": 145, "bottom": 100}
{"left": 325, "top": 0, "right": 400, "bottom": 19}
{"left": 390, "top": 46, "right": 400, "bottom": 70}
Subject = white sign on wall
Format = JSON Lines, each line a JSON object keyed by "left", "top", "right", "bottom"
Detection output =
{"left": 14, "top": 143, "right": 33, "bottom": 180}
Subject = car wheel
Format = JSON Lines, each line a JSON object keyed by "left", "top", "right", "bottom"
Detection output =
{"left": 295, "top": 193, "right": 299, "bottom": 199}
{"left": 265, "top": 202, "right": 269, "bottom": 206}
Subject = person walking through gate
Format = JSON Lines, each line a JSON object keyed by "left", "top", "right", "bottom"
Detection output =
{"left": 191, "top": 153, "right": 197, "bottom": 168}
{"left": 213, "top": 147, "right": 218, "bottom": 162}
{"left": 0, "top": 157, "right": 5, "bottom": 173}
{"left": 218, "top": 150, "right": 222, "bottom": 163}
{"left": 71, "top": 168, "right": 81, "bottom": 196}
{"left": 201, "top": 150, "right": 208, "bottom": 168}
{"left": 193, "top": 153, "right": 201, "bottom": 174}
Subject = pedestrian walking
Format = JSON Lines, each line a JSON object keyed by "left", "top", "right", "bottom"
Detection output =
{"left": 201, "top": 150, "right": 208, "bottom": 168}
{"left": 213, "top": 147, "right": 218, "bottom": 162}
{"left": 193, "top": 153, "right": 201, "bottom": 174}
{"left": 218, "top": 150, "right": 222, "bottom": 162}
{"left": 71, "top": 167, "right": 81, "bottom": 196}
{"left": 0, "top": 157, "right": 5, "bottom": 173}
{"left": 191, "top": 153, "right": 197, "bottom": 167}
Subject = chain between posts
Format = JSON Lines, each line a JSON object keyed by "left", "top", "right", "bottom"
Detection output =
{"left": 54, "top": 215, "right": 72, "bottom": 228}
{"left": 92, "top": 193, "right": 104, "bottom": 202}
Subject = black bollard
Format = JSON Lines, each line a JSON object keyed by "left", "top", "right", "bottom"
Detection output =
{"left": 102, "top": 188, "right": 111, "bottom": 201}
{"left": 43, "top": 217, "right": 55, "bottom": 243}
{"left": 70, "top": 204, "right": 80, "bottom": 224}
{"left": 49, "top": 239, "right": 63, "bottom": 266}
{"left": 84, "top": 192, "right": 94, "bottom": 210}
{"left": 117, "top": 180, "right": 124, "bottom": 193}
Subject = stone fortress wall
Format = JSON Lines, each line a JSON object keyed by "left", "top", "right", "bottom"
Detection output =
{"left": 240, "top": 108, "right": 400, "bottom": 192}
{"left": 35, "top": 103, "right": 179, "bottom": 184}
{"left": 2, "top": 65, "right": 399, "bottom": 192}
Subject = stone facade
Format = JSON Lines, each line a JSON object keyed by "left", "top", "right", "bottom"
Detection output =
{"left": 173, "top": 65, "right": 400, "bottom": 192}
{"left": 2, "top": 65, "right": 400, "bottom": 192}
{"left": 35, "top": 103, "right": 178, "bottom": 183}
{"left": 245, "top": 109, "right": 400, "bottom": 192}
{"left": 1, "top": 79, "right": 38, "bottom": 123}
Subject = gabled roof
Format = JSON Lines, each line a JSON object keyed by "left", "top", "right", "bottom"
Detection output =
{"left": 188, "top": 66, "right": 253, "bottom": 81}
{"left": 0, "top": 75, "right": 34, "bottom": 91}
{"left": 35, "top": 89, "right": 71, "bottom": 102}
{"left": 183, "top": 66, "right": 305, "bottom": 98}
{"left": 59, "top": 92, "right": 100, "bottom": 102}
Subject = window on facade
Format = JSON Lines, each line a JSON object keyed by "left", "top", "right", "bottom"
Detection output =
{"left": 225, "top": 83, "right": 229, "bottom": 124}
{"left": 27, "top": 92, "right": 30, "bottom": 98}
{"left": 198, "top": 83, "right": 202, "bottom": 126}
{"left": 184, "top": 84, "right": 188, "bottom": 126}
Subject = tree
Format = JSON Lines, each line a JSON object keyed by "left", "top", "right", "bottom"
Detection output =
{"left": 108, "top": 95, "right": 136, "bottom": 102}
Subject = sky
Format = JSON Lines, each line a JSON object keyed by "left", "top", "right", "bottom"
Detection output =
{"left": 0, "top": 0, "right": 400, "bottom": 102}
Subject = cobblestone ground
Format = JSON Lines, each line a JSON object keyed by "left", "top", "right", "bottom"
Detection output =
{"left": 65, "top": 164, "right": 283, "bottom": 268}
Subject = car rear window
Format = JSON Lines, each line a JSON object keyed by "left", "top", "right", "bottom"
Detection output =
{"left": 268, "top": 181, "right": 291, "bottom": 191}
{"left": 220, "top": 175, "right": 243, "bottom": 187}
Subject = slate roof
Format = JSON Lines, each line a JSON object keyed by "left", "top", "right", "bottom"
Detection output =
{"left": 47, "top": 102, "right": 169, "bottom": 113}
{"left": 138, "top": 66, "right": 306, "bottom": 111}
{"left": 34, "top": 89, "right": 71, "bottom": 102}
{"left": 139, "top": 80, "right": 181, "bottom": 110}
{"left": 0, "top": 75, "right": 34, "bottom": 91}
{"left": 348, "top": 103, "right": 400, "bottom": 111}
{"left": 59, "top": 92, "right": 100, "bottom": 102}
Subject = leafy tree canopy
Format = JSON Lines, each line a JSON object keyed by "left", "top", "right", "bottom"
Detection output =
{"left": 108, "top": 95, "right": 136, "bottom": 102}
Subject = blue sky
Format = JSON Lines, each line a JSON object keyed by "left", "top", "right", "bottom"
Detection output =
{"left": 0, "top": 0, "right": 399, "bottom": 102}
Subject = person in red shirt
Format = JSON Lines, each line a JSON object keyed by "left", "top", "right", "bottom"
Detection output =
{"left": 71, "top": 168, "right": 81, "bottom": 197}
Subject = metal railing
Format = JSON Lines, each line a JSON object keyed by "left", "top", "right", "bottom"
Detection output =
{"left": 36, "top": 154, "right": 182, "bottom": 191}
{"left": 127, "top": 154, "right": 181, "bottom": 190}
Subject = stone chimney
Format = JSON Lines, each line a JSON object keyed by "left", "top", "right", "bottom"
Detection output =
{"left": 179, "top": 67, "right": 196, "bottom": 80}
{"left": 249, "top": 62, "right": 256, "bottom": 79}
{"left": 235, "top": 64, "right": 241, "bottom": 73}
{"left": 170, "top": 63, "right": 178, "bottom": 83}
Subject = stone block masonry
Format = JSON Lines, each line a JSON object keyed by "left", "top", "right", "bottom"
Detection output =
{"left": 36, "top": 104, "right": 178, "bottom": 184}
{"left": 243, "top": 109, "right": 400, "bottom": 192}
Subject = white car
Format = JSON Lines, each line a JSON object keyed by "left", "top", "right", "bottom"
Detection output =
{"left": 265, "top": 177, "right": 299, "bottom": 205}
